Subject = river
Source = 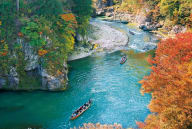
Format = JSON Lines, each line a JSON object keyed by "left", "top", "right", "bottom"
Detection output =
{"left": 0, "top": 19, "right": 157, "bottom": 129}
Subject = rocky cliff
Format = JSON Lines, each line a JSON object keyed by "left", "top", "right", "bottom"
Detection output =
{"left": 0, "top": 38, "right": 68, "bottom": 91}
{"left": 0, "top": 0, "right": 93, "bottom": 91}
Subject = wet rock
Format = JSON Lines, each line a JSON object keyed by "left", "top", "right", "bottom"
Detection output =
{"left": 139, "top": 22, "right": 157, "bottom": 31}
{"left": 41, "top": 62, "right": 68, "bottom": 91}
{"left": 8, "top": 67, "right": 19, "bottom": 89}
{"left": 96, "top": 9, "right": 106, "bottom": 16}
{"left": 139, "top": 25, "right": 149, "bottom": 31}
{"left": 106, "top": 7, "right": 114, "bottom": 13}
{"left": 142, "top": 43, "right": 157, "bottom": 51}
{"left": 0, "top": 78, "right": 6, "bottom": 88}
{"left": 155, "top": 23, "right": 163, "bottom": 29}
{"left": 129, "top": 30, "right": 135, "bottom": 35}
{"left": 169, "top": 25, "right": 187, "bottom": 34}
{"left": 106, "top": 12, "right": 113, "bottom": 17}
{"left": 117, "top": 20, "right": 128, "bottom": 24}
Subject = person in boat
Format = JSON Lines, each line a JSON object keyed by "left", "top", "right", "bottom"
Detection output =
{"left": 84, "top": 102, "right": 89, "bottom": 107}
{"left": 72, "top": 112, "right": 77, "bottom": 118}
{"left": 122, "top": 56, "right": 126, "bottom": 61}
{"left": 79, "top": 106, "right": 83, "bottom": 110}
{"left": 72, "top": 113, "right": 76, "bottom": 118}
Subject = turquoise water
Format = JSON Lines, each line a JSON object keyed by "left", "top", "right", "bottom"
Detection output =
{"left": 0, "top": 20, "right": 154, "bottom": 129}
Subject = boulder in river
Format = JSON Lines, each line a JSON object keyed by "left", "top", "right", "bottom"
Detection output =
{"left": 142, "top": 43, "right": 157, "bottom": 51}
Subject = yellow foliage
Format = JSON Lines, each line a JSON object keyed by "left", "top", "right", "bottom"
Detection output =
{"left": 93, "top": 43, "right": 99, "bottom": 49}
{"left": 38, "top": 49, "right": 48, "bottom": 56}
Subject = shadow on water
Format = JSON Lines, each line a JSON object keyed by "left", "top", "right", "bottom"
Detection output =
{"left": 0, "top": 105, "right": 24, "bottom": 112}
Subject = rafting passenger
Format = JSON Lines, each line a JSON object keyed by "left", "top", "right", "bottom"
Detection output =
{"left": 121, "top": 56, "right": 126, "bottom": 61}
{"left": 72, "top": 113, "right": 76, "bottom": 118}
{"left": 71, "top": 99, "right": 92, "bottom": 120}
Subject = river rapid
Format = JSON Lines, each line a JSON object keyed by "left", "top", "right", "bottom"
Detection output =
{"left": 0, "top": 19, "right": 158, "bottom": 129}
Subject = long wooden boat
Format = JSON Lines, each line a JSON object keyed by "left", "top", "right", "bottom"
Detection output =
{"left": 120, "top": 56, "right": 127, "bottom": 64}
{"left": 70, "top": 99, "right": 92, "bottom": 120}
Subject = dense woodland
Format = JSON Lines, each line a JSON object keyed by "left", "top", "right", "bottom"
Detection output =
{"left": 112, "top": 0, "right": 192, "bottom": 28}
{"left": 0, "top": 0, "right": 93, "bottom": 87}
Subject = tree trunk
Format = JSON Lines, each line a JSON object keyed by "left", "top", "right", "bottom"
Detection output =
{"left": 16, "top": 0, "right": 19, "bottom": 12}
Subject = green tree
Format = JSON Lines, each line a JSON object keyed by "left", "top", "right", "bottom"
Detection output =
{"left": 72, "top": 0, "right": 93, "bottom": 36}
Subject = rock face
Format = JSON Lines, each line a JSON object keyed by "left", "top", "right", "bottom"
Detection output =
{"left": 0, "top": 39, "right": 68, "bottom": 91}
{"left": 8, "top": 67, "right": 20, "bottom": 89}
{"left": 95, "top": 0, "right": 113, "bottom": 9}
{"left": 95, "top": 5, "right": 186, "bottom": 35}
{"left": 0, "top": 78, "right": 6, "bottom": 89}
{"left": 169, "top": 25, "right": 187, "bottom": 34}
{"left": 96, "top": 9, "right": 106, "bottom": 16}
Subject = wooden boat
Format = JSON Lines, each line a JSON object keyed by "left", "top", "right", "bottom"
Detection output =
{"left": 70, "top": 99, "right": 92, "bottom": 120}
{"left": 120, "top": 56, "right": 127, "bottom": 64}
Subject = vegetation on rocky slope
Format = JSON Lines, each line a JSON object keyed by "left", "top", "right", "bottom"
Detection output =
{"left": 0, "top": 0, "right": 93, "bottom": 89}
{"left": 112, "top": 0, "right": 192, "bottom": 25}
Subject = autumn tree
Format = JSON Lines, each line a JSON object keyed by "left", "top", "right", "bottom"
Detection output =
{"left": 139, "top": 32, "right": 192, "bottom": 129}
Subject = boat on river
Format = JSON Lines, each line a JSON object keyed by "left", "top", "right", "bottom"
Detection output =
{"left": 70, "top": 99, "right": 92, "bottom": 120}
{"left": 120, "top": 56, "right": 127, "bottom": 64}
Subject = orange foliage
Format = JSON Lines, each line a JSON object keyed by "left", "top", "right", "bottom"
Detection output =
{"left": 39, "top": 32, "right": 43, "bottom": 35}
{"left": 56, "top": 70, "right": 63, "bottom": 76}
{"left": 38, "top": 49, "right": 48, "bottom": 56}
{"left": 0, "top": 40, "right": 5, "bottom": 43}
{"left": 0, "top": 51, "right": 8, "bottom": 56}
{"left": 136, "top": 121, "right": 146, "bottom": 128}
{"left": 60, "top": 13, "right": 77, "bottom": 24}
{"left": 18, "top": 32, "right": 23, "bottom": 37}
{"left": 140, "top": 33, "right": 192, "bottom": 129}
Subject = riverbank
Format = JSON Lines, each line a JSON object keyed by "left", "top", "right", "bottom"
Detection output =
{"left": 68, "top": 19, "right": 129, "bottom": 61}
{"left": 95, "top": 6, "right": 188, "bottom": 40}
